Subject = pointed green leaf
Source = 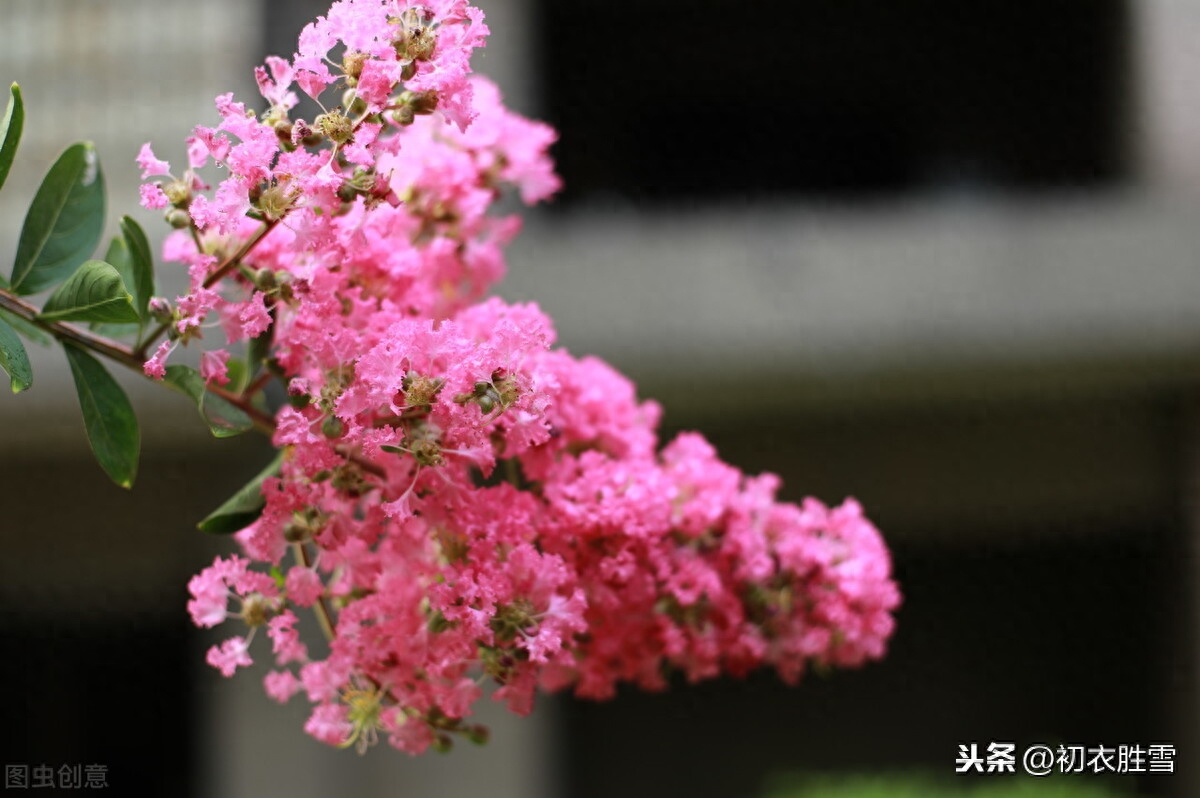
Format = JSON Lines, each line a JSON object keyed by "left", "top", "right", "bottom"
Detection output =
{"left": 226, "top": 357, "right": 250, "bottom": 394}
{"left": 40, "top": 260, "right": 138, "bottom": 323}
{"left": 0, "top": 83, "right": 23, "bottom": 194}
{"left": 11, "top": 142, "right": 105, "bottom": 295}
{"left": 89, "top": 322, "right": 141, "bottom": 339}
{"left": 229, "top": 324, "right": 274, "bottom": 394}
{"left": 95, "top": 234, "right": 142, "bottom": 336}
{"left": 163, "top": 364, "right": 254, "bottom": 438}
{"left": 103, "top": 233, "right": 129, "bottom": 272}
{"left": 0, "top": 314, "right": 32, "bottom": 393}
{"left": 101, "top": 233, "right": 131, "bottom": 310}
{"left": 0, "top": 307, "right": 50, "bottom": 345}
{"left": 63, "top": 343, "right": 139, "bottom": 488}
{"left": 118, "top": 216, "right": 154, "bottom": 320}
{"left": 198, "top": 451, "right": 285, "bottom": 533}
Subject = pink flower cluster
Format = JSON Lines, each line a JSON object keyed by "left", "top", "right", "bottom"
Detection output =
{"left": 154, "top": 0, "right": 900, "bottom": 754}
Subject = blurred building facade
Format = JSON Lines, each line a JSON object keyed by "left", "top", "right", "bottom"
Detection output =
{"left": 3, "top": 1, "right": 1200, "bottom": 796}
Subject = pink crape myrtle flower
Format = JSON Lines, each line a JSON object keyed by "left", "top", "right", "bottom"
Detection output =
{"left": 159, "top": 0, "right": 900, "bottom": 754}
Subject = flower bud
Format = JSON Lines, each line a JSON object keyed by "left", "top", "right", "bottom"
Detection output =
{"left": 148, "top": 297, "right": 173, "bottom": 323}
{"left": 275, "top": 270, "right": 296, "bottom": 302}
{"left": 283, "top": 519, "right": 310, "bottom": 543}
{"left": 465, "top": 724, "right": 490, "bottom": 746}
{"left": 322, "top": 415, "right": 346, "bottom": 440}
{"left": 166, "top": 208, "right": 192, "bottom": 229}
{"left": 337, "top": 183, "right": 357, "bottom": 205}
{"left": 410, "top": 90, "right": 438, "bottom": 115}
{"left": 254, "top": 267, "right": 277, "bottom": 291}
{"left": 391, "top": 105, "right": 416, "bottom": 127}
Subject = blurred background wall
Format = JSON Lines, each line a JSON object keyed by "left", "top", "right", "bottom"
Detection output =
{"left": 2, "top": 1, "right": 1200, "bottom": 796}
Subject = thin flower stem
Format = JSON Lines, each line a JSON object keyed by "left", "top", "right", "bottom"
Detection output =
{"left": 188, "top": 223, "right": 205, "bottom": 256}
{"left": 241, "top": 368, "right": 275, "bottom": 400}
{"left": 294, "top": 542, "right": 337, "bottom": 643}
{"left": 203, "top": 218, "right": 279, "bottom": 289}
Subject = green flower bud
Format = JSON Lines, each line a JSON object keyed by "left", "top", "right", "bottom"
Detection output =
{"left": 465, "top": 724, "right": 490, "bottom": 746}
{"left": 322, "top": 415, "right": 346, "bottom": 440}
{"left": 254, "top": 267, "right": 277, "bottom": 291}
{"left": 391, "top": 105, "right": 416, "bottom": 127}
{"left": 165, "top": 208, "right": 192, "bottom": 229}
{"left": 282, "top": 519, "right": 310, "bottom": 543}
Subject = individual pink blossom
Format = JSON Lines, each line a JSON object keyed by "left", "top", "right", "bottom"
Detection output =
{"left": 264, "top": 670, "right": 302, "bottom": 703}
{"left": 136, "top": 143, "right": 171, "bottom": 178}
{"left": 207, "top": 636, "right": 253, "bottom": 677}
{"left": 305, "top": 702, "right": 352, "bottom": 746}
{"left": 139, "top": 183, "right": 169, "bottom": 210}
{"left": 142, "top": 340, "right": 172, "bottom": 380}
{"left": 200, "top": 349, "right": 231, "bottom": 385}
{"left": 267, "top": 611, "right": 309, "bottom": 664}
{"left": 284, "top": 567, "right": 324, "bottom": 607}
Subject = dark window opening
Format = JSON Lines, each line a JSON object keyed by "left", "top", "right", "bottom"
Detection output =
{"left": 535, "top": 0, "right": 1131, "bottom": 205}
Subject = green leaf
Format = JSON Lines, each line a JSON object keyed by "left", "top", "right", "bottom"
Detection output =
{"left": 0, "top": 307, "right": 50, "bottom": 346}
{"left": 0, "top": 83, "right": 23, "bottom": 194}
{"left": 40, "top": 260, "right": 138, "bottom": 323}
{"left": 198, "top": 451, "right": 284, "bottom": 533}
{"left": 229, "top": 324, "right": 274, "bottom": 395}
{"left": 101, "top": 234, "right": 131, "bottom": 311}
{"left": 89, "top": 322, "right": 141, "bottom": 339}
{"left": 10, "top": 142, "right": 105, "bottom": 295}
{"left": 118, "top": 216, "right": 154, "bottom": 320}
{"left": 0, "top": 307, "right": 51, "bottom": 345}
{"left": 0, "top": 313, "right": 32, "bottom": 393}
{"left": 226, "top": 357, "right": 250, "bottom": 394}
{"left": 247, "top": 324, "right": 273, "bottom": 379}
{"left": 95, "top": 234, "right": 142, "bottom": 335}
{"left": 63, "top": 343, "right": 139, "bottom": 488}
{"left": 163, "top": 364, "right": 254, "bottom": 438}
